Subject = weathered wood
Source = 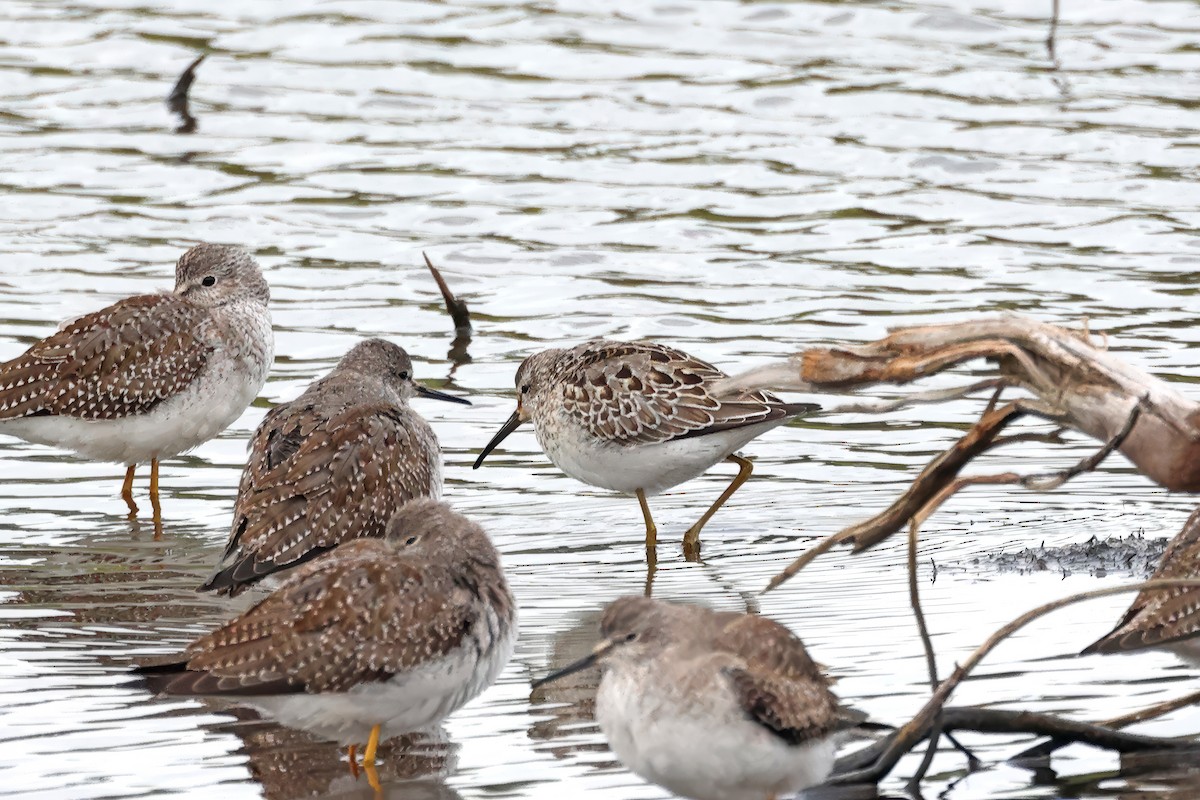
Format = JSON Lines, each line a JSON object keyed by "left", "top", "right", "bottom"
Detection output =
{"left": 718, "top": 313, "right": 1200, "bottom": 491}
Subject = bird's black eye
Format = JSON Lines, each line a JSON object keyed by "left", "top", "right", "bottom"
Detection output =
{"left": 399, "top": 371, "right": 409, "bottom": 380}
{"left": 405, "top": 535, "right": 418, "bottom": 546}
{"left": 520, "top": 384, "right": 530, "bottom": 394}
{"left": 624, "top": 631, "right": 638, "bottom": 642}
{"left": 201, "top": 275, "right": 216, "bottom": 287}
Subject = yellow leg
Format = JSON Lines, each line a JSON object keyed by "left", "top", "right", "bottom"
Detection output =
{"left": 346, "top": 744, "right": 359, "bottom": 778}
{"left": 636, "top": 488, "right": 657, "bottom": 550}
{"left": 362, "top": 723, "right": 381, "bottom": 767}
{"left": 120, "top": 465, "right": 138, "bottom": 517}
{"left": 149, "top": 458, "right": 163, "bottom": 539}
{"left": 682, "top": 454, "right": 754, "bottom": 558}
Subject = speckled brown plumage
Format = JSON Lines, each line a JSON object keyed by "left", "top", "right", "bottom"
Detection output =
{"left": 138, "top": 499, "right": 515, "bottom": 698}
{"left": 475, "top": 339, "right": 819, "bottom": 553}
{"left": 200, "top": 338, "right": 467, "bottom": 596}
{"left": 528, "top": 340, "right": 811, "bottom": 446}
{"left": 535, "top": 596, "right": 841, "bottom": 800}
{"left": 0, "top": 244, "right": 270, "bottom": 433}
{"left": 1084, "top": 506, "right": 1200, "bottom": 655}
{"left": 0, "top": 294, "right": 209, "bottom": 420}
{"left": 599, "top": 598, "right": 840, "bottom": 745}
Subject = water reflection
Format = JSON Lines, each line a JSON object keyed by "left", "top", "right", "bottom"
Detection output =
{"left": 4, "top": 0, "right": 1200, "bottom": 797}
{"left": 209, "top": 710, "right": 460, "bottom": 800}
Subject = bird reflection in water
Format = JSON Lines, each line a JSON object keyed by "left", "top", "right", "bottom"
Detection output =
{"left": 209, "top": 707, "right": 461, "bottom": 800}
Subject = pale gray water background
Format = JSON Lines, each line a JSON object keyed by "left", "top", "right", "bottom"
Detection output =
{"left": 2, "top": 0, "right": 1200, "bottom": 797}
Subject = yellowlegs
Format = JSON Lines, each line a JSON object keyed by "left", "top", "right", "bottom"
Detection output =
{"left": 199, "top": 338, "right": 469, "bottom": 595}
{"left": 533, "top": 596, "right": 840, "bottom": 800}
{"left": 0, "top": 243, "right": 272, "bottom": 526}
{"left": 138, "top": 499, "right": 516, "bottom": 770}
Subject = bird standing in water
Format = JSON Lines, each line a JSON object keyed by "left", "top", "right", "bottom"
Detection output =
{"left": 0, "top": 244, "right": 272, "bottom": 531}
{"left": 534, "top": 596, "right": 841, "bottom": 800}
{"left": 199, "top": 338, "right": 469, "bottom": 595}
{"left": 474, "top": 340, "right": 817, "bottom": 558}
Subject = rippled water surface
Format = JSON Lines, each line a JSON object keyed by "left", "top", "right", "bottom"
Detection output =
{"left": 3, "top": 0, "right": 1200, "bottom": 797}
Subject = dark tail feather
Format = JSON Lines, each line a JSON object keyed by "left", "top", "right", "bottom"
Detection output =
{"left": 783, "top": 401, "right": 820, "bottom": 417}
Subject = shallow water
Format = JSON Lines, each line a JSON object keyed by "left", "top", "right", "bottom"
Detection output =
{"left": 2, "top": 0, "right": 1200, "bottom": 797}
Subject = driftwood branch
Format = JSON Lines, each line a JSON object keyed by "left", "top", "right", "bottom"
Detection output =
{"left": 765, "top": 398, "right": 1133, "bottom": 593}
{"left": 836, "top": 705, "right": 1190, "bottom": 776}
{"left": 829, "top": 578, "right": 1200, "bottom": 786}
{"left": 719, "top": 314, "right": 1200, "bottom": 490}
{"left": 1012, "top": 686, "right": 1200, "bottom": 762}
{"left": 749, "top": 315, "right": 1175, "bottom": 592}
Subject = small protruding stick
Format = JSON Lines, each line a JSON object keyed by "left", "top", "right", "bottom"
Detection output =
{"left": 424, "top": 252, "right": 472, "bottom": 335}
{"left": 167, "top": 54, "right": 206, "bottom": 134}
{"left": 424, "top": 253, "right": 472, "bottom": 367}
{"left": 828, "top": 578, "right": 1200, "bottom": 786}
{"left": 1047, "top": 0, "right": 1061, "bottom": 60}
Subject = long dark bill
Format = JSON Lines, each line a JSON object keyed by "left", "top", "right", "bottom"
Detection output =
{"left": 472, "top": 410, "right": 524, "bottom": 469}
{"left": 415, "top": 383, "right": 472, "bottom": 405}
{"left": 531, "top": 639, "right": 615, "bottom": 690}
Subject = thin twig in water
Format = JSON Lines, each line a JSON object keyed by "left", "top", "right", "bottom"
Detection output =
{"left": 764, "top": 397, "right": 1142, "bottom": 594}
{"left": 821, "top": 379, "right": 1005, "bottom": 416}
{"left": 906, "top": 519, "right": 942, "bottom": 787}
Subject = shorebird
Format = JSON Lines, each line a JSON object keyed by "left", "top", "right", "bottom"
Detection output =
{"left": 1082, "top": 507, "right": 1200, "bottom": 665}
{"left": 472, "top": 340, "right": 818, "bottom": 556}
{"left": 0, "top": 244, "right": 272, "bottom": 525}
{"left": 137, "top": 499, "right": 516, "bottom": 772}
{"left": 199, "top": 338, "right": 469, "bottom": 596}
{"left": 533, "top": 596, "right": 841, "bottom": 800}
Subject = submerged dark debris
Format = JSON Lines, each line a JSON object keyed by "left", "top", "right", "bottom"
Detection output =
{"left": 964, "top": 533, "right": 1168, "bottom": 578}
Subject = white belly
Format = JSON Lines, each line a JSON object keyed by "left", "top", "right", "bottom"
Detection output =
{"left": 537, "top": 418, "right": 788, "bottom": 496}
{"left": 596, "top": 670, "right": 835, "bottom": 800}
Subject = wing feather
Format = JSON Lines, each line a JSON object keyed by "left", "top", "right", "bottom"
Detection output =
{"left": 0, "top": 294, "right": 210, "bottom": 420}
{"left": 139, "top": 540, "right": 475, "bottom": 696}
{"left": 202, "top": 401, "right": 439, "bottom": 595}
{"left": 557, "top": 340, "right": 816, "bottom": 446}
{"left": 1084, "top": 506, "right": 1200, "bottom": 654}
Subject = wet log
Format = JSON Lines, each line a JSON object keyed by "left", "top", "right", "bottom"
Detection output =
{"left": 717, "top": 313, "right": 1200, "bottom": 491}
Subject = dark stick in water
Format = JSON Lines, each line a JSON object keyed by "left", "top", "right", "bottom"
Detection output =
{"left": 424, "top": 253, "right": 473, "bottom": 368}
{"left": 167, "top": 54, "right": 206, "bottom": 134}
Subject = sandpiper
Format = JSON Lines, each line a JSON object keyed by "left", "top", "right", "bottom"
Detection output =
{"left": 472, "top": 340, "right": 818, "bottom": 556}
{"left": 1082, "top": 507, "right": 1200, "bottom": 665}
{"left": 0, "top": 244, "right": 272, "bottom": 524}
{"left": 199, "top": 338, "right": 470, "bottom": 596}
{"left": 137, "top": 499, "right": 516, "bottom": 771}
{"left": 533, "top": 596, "right": 841, "bottom": 800}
